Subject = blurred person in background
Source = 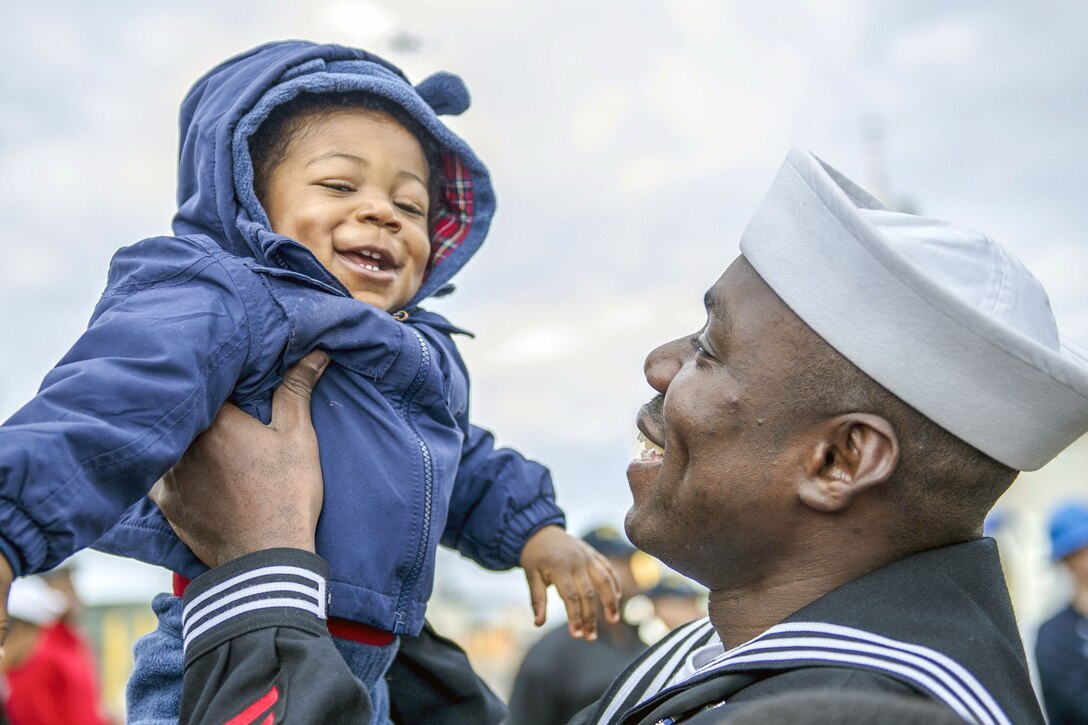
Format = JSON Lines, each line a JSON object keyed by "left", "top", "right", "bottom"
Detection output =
{"left": 3, "top": 565, "right": 109, "bottom": 725}
{"left": 0, "top": 577, "right": 67, "bottom": 725}
{"left": 507, "top": 526, "right": 648, "bottom": 725}
{"left": 1035, "top": 501, "right": 1088, "bottom": 725}
{"left": 646, "top": 577, "right": 704, "bottom": 632}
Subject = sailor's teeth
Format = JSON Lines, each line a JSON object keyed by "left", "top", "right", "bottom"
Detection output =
{"left": 636, "top": 431, "right": 665, "bottom": 458}
{"left": 364, "top": 264, "right": 379, "bottom": 271}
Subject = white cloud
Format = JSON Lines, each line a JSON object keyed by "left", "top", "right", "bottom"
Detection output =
{"left": 568, "top": 86, "right": 630, "bottom": 153}
{"left": 313, "top": 0, "right": 399, "bottom": 46}
{"left": 890, "top": 17, "right": 980, "bottom": 68}
{"left": 484, "top": 324, "right": 579, "bottom": 367}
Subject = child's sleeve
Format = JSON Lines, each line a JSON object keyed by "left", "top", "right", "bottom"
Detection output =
{"left": 438, "top": 349, "right": 566, "bottom": 570}
{"left": 0, "top": 237, "right": 264, "bottom": 577}
{"left": 440, "top": 421, "right": 566, "bottom": 571}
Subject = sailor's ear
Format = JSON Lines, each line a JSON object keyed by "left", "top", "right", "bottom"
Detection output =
{"left": 798, "top": 414, "right": 899, "bottom": 513}
{"left": 416, "top": 72, "right": 470, "bottom": 116}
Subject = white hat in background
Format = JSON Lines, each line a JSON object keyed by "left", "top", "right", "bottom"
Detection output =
{"left": 740, "top": 147, "right": 1088, "bottom": 471}
{"left": 8, "top": 576, "right": 67, "bottom": 627}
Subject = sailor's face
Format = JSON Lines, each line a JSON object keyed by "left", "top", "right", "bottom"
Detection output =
{"left": 625, "top": 257, "right": 811, "bottom": 589}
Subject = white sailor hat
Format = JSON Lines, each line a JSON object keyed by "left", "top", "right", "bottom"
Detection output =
{"left": 740, "top": 148, "right": 1088, "bottom": 471}
{"left": 8, "top": 576, "right": 66, "bottom": 627}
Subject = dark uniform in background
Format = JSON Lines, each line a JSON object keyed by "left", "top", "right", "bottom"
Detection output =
{"left": 508, "top": 620, "right": 646, "bottom": 725}
{"left": 1035, "top": 501, "right": 1088, "bottom": 725}
{"left": 508, "top": 527, "right": 648, "bottom": 725}
{"left": 1035, "top": 606, "right": 1088, "bottom": 725}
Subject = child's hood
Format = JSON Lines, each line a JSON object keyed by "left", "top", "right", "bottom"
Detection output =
{"left": 172, "top": 40, "right": 495, "bottom": 305}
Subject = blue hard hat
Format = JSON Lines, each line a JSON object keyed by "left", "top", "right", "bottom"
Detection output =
{"left": 1048, "top": 501, "right": 1088, "bottom": 561}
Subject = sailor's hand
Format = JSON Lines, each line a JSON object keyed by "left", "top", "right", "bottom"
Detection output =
{"left": 519, "top": 525, "right": 622, "bottom": 640}
{"left": 152, "top": 351, "right": 330, "bottom": 568}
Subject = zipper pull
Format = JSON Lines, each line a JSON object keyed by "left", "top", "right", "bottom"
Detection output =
{"left": 392, "top": 310, "right": 410, "bottom": 322}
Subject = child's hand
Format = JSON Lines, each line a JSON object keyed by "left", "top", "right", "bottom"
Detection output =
{"left": 519, "top": 525, "right": 622, "bottom": 641}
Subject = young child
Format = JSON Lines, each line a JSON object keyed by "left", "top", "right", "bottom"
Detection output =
{"left": 0, "top": 41, "right": 617, "bottom": 722}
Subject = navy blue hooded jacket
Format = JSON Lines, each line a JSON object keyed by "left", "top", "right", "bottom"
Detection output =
{"left": 0, "top": 41, "right": 564, "bottom": 635}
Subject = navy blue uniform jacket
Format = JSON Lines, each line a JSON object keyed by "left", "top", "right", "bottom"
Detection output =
{"left": 581, "top": 538, "right": 1043, "bottom": 724}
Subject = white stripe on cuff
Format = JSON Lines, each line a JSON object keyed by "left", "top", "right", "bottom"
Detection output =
{"left": 183, "top": 597, "right": 326, "bottom": 653}
{"left": 184, "top": 565, "right": 326, "bottom": 621}
{"left": 181, "top": 565, "right": 327, "bottom": 654}
{"left": 182, "top": 580, "right": 324, "bottom": 639}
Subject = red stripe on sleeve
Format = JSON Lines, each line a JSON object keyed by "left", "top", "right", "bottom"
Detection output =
{"left": 223, "top": 684, "right": 279, "bottom": 725}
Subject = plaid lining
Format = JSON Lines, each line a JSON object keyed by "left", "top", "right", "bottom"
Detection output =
{"left": 431, "top": 151, "right": 473, "bottom": 268}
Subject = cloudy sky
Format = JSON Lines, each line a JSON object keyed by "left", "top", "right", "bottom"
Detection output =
{"left": 2, "top": 1, "right": 1086, "bottom": 602}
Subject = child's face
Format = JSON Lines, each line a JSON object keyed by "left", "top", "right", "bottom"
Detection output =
{"left": 262, "top": 110, "right": 432, "bottom": 311}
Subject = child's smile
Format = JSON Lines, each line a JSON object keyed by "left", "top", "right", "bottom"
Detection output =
{"left": 336, "top": 243, "right": 402, "bottom": 285}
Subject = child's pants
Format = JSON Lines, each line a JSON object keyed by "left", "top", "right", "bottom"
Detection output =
{"left": 126, "top": 593, "right": 398, "bottom": 724}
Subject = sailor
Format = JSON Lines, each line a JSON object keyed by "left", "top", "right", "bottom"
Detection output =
{"left": 580, "top": 147, "right": 1086, "bottom": 724}
{"left": 154, "top": 148, "right": 1087, "bottom": 724}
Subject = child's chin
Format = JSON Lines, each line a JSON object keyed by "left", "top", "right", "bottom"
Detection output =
{"left": 351, "top": 289, "right": 402, "bottom": 312}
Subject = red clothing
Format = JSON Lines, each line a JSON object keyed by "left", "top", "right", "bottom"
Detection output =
{"left": 5, "top": 621, "right": 107, "bottom": 725}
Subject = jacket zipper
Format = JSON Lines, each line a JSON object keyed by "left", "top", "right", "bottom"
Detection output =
{"left": 392, "top": 327, "right": 434, "bottom": 634}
